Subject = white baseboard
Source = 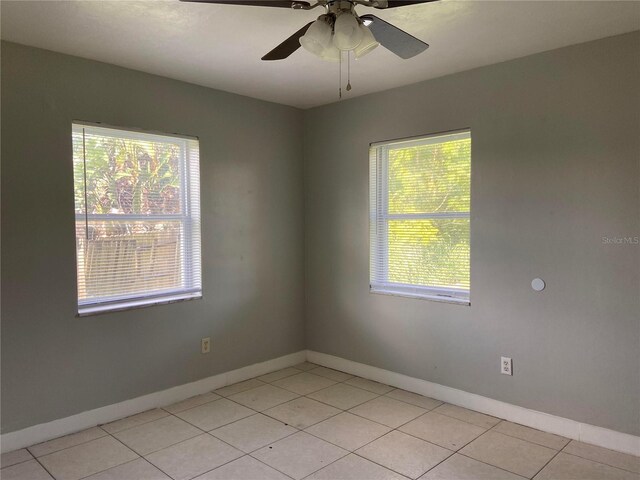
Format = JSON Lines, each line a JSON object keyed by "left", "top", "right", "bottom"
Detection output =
{"left": 306, "top": 350, "right": 640, "bottom": 457}
{"left": 3, "top": 349, "right": 637, "bottom": 458}
{"left": 0, "top": 350, "right": 306, "bottom": 453}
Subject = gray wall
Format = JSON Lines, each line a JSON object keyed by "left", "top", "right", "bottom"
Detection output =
{"left": 3, "top": 32, "right": 639, "bottom": 438}
{"left": 304, "top": 32, "right": 640, "bottom": 436}
{"left": 1, "top": 42, "right": 305, "bottom": 433}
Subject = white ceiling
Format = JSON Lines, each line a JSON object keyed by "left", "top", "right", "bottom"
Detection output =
{"left": 1, "top": 1, "right": 639, "bottom": 108}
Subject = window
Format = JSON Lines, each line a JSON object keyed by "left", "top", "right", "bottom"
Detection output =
{"left": 73, "top": 123, "right": 201, "bottom": 315}
{"left": 369, "top": 130, "right": 471, "bottom": 304}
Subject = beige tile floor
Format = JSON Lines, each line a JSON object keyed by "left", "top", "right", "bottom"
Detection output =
{"left": 2, "top": 363, "right": 639, "bottom": 480}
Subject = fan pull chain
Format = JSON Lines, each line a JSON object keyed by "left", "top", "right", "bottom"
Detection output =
{"left": 339, "top": 50, "right": 342, "bottom": 99}
{"left": 346, "top": 51, "right": 352, "bottom": 92}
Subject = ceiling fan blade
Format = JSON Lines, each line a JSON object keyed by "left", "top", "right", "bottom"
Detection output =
{"left": 360, "top": 14, "right": 428, "bottom": 59}
{"left": 262, "top": 22, "right": 313, "bottom": 60}
{"left": 180, "top": 0, "right": 311, "bottom": 8}
{"left": 380, "top": 0, "right": 438, "bottom": 8}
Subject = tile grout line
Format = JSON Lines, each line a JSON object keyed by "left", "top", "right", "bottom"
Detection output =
{"left": 12, "top": 365, "right": 639, "bottom": 480}
{"left": 188, "top": 448, "right": 298, "bottom": 480}
{"left": 9, "top": 374, "right": 474, "bottom": 479}
{"left": 312, "top": 362, "right": 640, "bottom": 461}
{"left": 469, "top": 428, "right": 623, "bottom": 479}
{"left": 31, "top": 454, "right": 57, "bottom": 480}
{"left": 453, "top": 451, "right": 531, "bottom": 479}
{"left": 251, "top": 455, "right": 297, "bottom": 480}
{"left": 114, "top": 428, "right": 206, "bottom": 458}
{"left": 0, "top": 367, "right": 521, "bottom": 479}
{"left": 26, "top": 429, "right": 123, "bottom": 474}
{"left": 345, "top": 400, "right": 430, "bottom": 430}
{"left": 263, "top": 370, "right": 388, "bottom": 410}
{"left": 165, "top": 396, "right": 254, "bottom": 433}
{"left": 348, "top": 426, "right": 455, "bottom": 480}
{"left": 73, "top": 433, "right": 143, "bottom": 480}
{"left": 246, "top": 450, "right": 299, "bottom": 480}
{"left": 299, "top": 452, "right": 400, "bottom": 480}
{"left": 427, "top": 406, "right": 500, "bottom": 430}
{"left": 559, "top": 438, "right": 640, "bottom": 473}
{"left": 304, "top": 368, "right": 432, "bottom": 477}
{"left": 0, "top": 375, "right": 502, "bottom": 457}
{"left": 486, "top": 420, "right": 571, "bottom": 451}
{"left": 296, "top": 407, "right": 461, "bottom": 476}
{"left": 475, "top": 420, "right": 570, "bottom": 478}
{"left": 529, "top": 447, "right": 563, "bottom": 479}
{"left": 449, "top": 427, "right": 527, "bottom": 477}
{"left": 306, "top": 364, "right": 598, "bottom": 479}
{"left": 312, "top": 364, "right": 538, "bottom": 432}
{"left": 245, "top": 376, "right": 403, "bottom": 479}
{"left": 0, "top": 453, "right": 35, "bottom": 471}
{"left": 209, "top": 415, "right": 303, "bottom": 452}
{"left": 447, "top": 426, "right": 553, "bottom": 479}
{"left": 301, "top": 390, "right": 383, "bottom": 411}
{"left": 558, "top": 450, "right": 640, "bottom": 476}
{"left": 263, "top": 401, "right": 345, "bottom": 430}
{"left": 159, "top": 402, "right": 302, "bottom": 479}
{"left": 35, "top": 411, "right": 204, "bottom": 467}
{"left": 292, "top": 444, "right": 353, "bottom": 480}
{"left": 99, "top": 411, "right": 171, "bottom": 436}
{"left": 179, "top": 433, "right": 284, "bottom": 480}
{"left": 0, "top": 369, "right": 552, "bottom": 479}
{"left": 105, "top": 412, "right": 210, "bottom": 459}
{"left": 25, "top": 428, "right": 110, "bottom": 460}
{"left": 104, "top": 405, "right": 275, "bottom": 480}
{"left": 192, "top": 379, "right": 358, "bottom": 479}
{"left": 305, "top": 367, "right": 514, "bottom": 433}
{"left": 353, "top": 448, "right": 448, "bottom": 480}
{"left": 295, "top": 412, "right": 454, "bottom": 479}
{"left": 74, "top": 457, "right": 164, "bottom": 480}
{"left": 228, "top": 369, "right": 640, "bottom": 479}
{"left": 128, "top": 426, "right": 247, "bottom": 480}
{"left": 295, "top": 411, "right": 530, "bottom": 480}
{"left": 245, "top": 429, "right": 322, "bottom": 480}
{"left": 230, "top": 365, "right": 510, "bottom": 440}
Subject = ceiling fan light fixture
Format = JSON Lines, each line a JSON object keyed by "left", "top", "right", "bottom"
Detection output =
{"left": 320, "top": 43, "right": 342, "bottom": 62}
{"left": 333, "top": 11, "right": 364, "bottom": 51}
{"left": 299, "top": 15, "right": 332, "bottom": 57}
{"left": 354, "top": 25, "right": 379, "bottom": 59}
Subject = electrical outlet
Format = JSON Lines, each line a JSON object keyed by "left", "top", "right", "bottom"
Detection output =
{"left": 501, "top": 356, "right": 512, "bottom": 375}
{"left": 201, "top": 337, "right": 211, "bottom": 354}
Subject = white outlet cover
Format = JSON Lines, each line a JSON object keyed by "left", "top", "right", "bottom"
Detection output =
{"left": 501, "top": 356, "right": 513, "bottom": 375}
{"left": 531, "top": 278, "right": 546, "bottom": 292}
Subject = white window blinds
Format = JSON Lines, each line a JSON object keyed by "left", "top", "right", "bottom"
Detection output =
{"left": 370, "top": 131, "right": 471, "bottom": 304}
{"left": 72, "top": 123, "right": 202, "bottom": 315}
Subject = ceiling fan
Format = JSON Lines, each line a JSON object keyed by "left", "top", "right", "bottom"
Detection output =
{"left": 182, "top": 0, "right": 436, "bottom": 62}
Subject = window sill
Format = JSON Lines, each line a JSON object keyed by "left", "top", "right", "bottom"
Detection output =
{"left": 370, "top": 287, "right": 470, "bottom": 306}
{"left": 77, "top": 292, "right": 202, "bottom": 317}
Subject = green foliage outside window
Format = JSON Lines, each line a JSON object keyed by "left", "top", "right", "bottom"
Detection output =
{"left": 73, "top": 133, "right": 181, "bottom": 217}
{"left": 386, "top": 138, "right": 470, "bottom": 290}
{"left": 73, "top": 130, "right": 186, "bottom": 300}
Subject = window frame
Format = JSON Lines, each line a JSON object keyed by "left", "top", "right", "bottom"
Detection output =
{"left": 369, "top": 129, "right": 471, "bottom": 305}
{"left": 73, "top": 122, "right": 202, "bottom": 316}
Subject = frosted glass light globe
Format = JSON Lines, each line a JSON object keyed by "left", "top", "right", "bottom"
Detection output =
{"left": 333, "top": 12, "right": 363, "bottom": 51}
{"left": 321, "top": 43, "right": 342, "bottom": 62}
{"left": 354, "top": 25, "right": 379, "bottom": 58}
{"left": 300, "top": 17, "right": 332, "bottom": 57}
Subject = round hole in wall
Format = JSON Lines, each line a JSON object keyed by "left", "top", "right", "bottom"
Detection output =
{"left": 531, "top": 278, "right": 546, "bottom": 292}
